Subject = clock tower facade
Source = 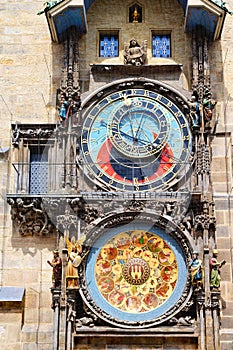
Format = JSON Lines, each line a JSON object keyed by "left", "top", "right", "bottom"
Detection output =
{"left": 2, "top": 0, "right": 233, "bottom": 349}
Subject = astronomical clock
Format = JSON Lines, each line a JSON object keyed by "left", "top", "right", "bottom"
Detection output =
{"left": 76, "top": 79, "right": 195, "bottom": 329}
{"left": 81, "top": 84, "right": 192, "bottom": 192}
{"left": 5, "top": 0, "right": 228, "bottom": 348}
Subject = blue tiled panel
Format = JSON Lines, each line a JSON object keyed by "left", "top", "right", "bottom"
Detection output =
{"left": 152, "top": 34, "right": 171, "bottom": 58}
{"left": 100, "top": 35, "right": 118, "bottom": 58}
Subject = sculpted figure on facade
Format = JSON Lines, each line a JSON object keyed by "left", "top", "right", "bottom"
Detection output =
{"left": 202, "top": 89, "right": 217, "bottom": 129}
{"left": 47, "top": 250, "right": 62, "bottom": 288}
{"left": 37, "top": 0, "right": 62, "bottom": 15}
{"left": 209, "top": 249, "right": 226, "bottom": 290}
{"left": 188, "top": 94, "right": 200, "bottom": 130}
{"left": 123, "top": 39, "right": 147, "bottom": 66}
{"left": 59, "top": 93, "right": 69, "bottom": 123}
{"left": 189, "top": 251, "right": 203, "bottom": 290}
{"left": 65, "top": 235, "right": 87, "bottom": 288}
{"left": 58, "top": 91, "right": 81, "bottom": 126}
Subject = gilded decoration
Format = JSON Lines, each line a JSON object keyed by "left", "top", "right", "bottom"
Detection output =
{"left": 80, "top": 215, "right": 191, "bottom": 329}
{"left": 94, "top": 230, "right": 178, "bottom": 314}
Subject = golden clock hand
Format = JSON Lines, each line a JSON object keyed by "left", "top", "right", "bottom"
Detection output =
{"left": 125, "top": 111, "right": 136, "bottom": 139}
{"left": 135, "top": 116, "right": 146, "bottom": 139}
{"left": 136, "top": 125, "right": 152, "bottom": 143}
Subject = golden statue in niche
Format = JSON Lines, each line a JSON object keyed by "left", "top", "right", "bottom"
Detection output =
{"left": 65, "top": 235, "right": 87, "bottom": 288}
{"left": 132, "top": 7, "right": 139, "bottom": 22}
{"left": 129, "top": 3, "right": 142, "bottom": 23}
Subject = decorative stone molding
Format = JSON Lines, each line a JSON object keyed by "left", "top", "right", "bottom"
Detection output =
{"left": 196, "top": 144, "right": 210, "bottom": 175}
{"left": 51, "top": 288, "right": 61, "bottom": 310}
{"left": 192, "top": 31, "right": 210, "bottom": 102}
{"left": 12, "top": 124, "right": 56, "bottom": 147}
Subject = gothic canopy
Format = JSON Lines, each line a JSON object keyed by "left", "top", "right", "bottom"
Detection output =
{"left": 43, "top": 0, "right": 227, "bottom": 42}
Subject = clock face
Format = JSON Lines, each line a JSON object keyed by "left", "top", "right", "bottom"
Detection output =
{"left": 81, "top": 88, "right": 192, "bottom": 191}
{"left": 85, "top": 222, "right": 187, "bottom": 326}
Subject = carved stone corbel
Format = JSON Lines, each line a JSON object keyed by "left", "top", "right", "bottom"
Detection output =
{"left": 68, "top": 198, "right": 99, "bottom": 224}
{"left": 56, "top": 209, "right": 79, "bottom": 239}
{"left": 7, "top": 197, "right": 56, "bottom": 236}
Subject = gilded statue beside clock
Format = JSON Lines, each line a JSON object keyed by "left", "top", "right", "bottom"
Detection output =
{"left": 81, "top": 87, "right": 192, "bottom": 191}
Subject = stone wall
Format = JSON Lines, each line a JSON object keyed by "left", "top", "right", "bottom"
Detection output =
{"left": 210, "top": 3, "right": 233, "bottom": 348}
{"left": 0, "top": 0, "right": 233, "bottom": 349}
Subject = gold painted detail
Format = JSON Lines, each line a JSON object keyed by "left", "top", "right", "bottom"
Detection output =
{"left": 94, "top": 230, "right": 178, "bottom": 314}
{"left": 122, "top": 257, "right": 150, "bottom": 285}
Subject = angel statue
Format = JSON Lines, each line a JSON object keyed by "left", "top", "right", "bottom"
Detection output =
{"left": 65, "top": 235, "right": 87, "bottom": 289}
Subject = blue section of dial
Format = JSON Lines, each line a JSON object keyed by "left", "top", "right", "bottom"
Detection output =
{"left": 81, "top": 88, "right": 192, "bottom": 191}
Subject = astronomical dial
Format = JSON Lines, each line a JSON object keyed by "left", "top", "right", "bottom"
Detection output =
{"left": 81, "top": 88, "right": 192, "bottom": 191}
{"left": 84, "top": 222, "right": 188, "bottom": 326}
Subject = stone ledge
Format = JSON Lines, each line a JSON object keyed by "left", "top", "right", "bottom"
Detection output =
{"left": 90, "top": 63, "right": 183, "bottom": 75}
{"left": 75, "top": 325, "right": 197, "bottom": 337}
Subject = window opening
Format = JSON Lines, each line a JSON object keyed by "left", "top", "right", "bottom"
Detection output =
{"left": 29, "top": 146, "right": 48, "bottom": 194}
{"left": 99, "top": 33, "right": 119, "bottom": 58}
{"left": 152, "top": 34, "right": 171, "bottom": 58}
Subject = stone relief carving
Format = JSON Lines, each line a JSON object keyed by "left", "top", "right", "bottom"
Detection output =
{"left": 12, "top": 124, "right": 55, "bottom": 147}
{"left": 7, "top": 197, "right": 56, "bottom": 236}
{"left": 194, "top": 197, "right": 216, "bottom": 231}
{"left": 123, "top": 38, "right": 147, "bottom": 66}
{"left": 168, "top": 315, "right": 195, "bottom": 327}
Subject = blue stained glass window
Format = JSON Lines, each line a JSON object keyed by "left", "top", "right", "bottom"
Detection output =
{"left": 152, "top": 34, "right": 171, "bottom": 58}
{"left": 99, "top": 34, "right": 118, "bottom": 58}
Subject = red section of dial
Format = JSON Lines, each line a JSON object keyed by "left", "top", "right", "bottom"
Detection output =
{"left": 96, "top": 135, "right": 174, "bottom": 184}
